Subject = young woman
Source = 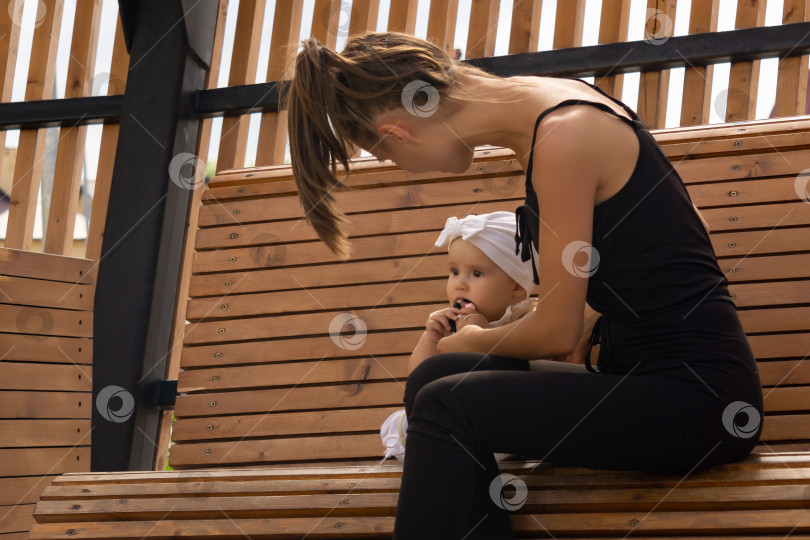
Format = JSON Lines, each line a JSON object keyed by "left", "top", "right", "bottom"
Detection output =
{"left": 285, "top": 31, "right": 763, "bottom": 540}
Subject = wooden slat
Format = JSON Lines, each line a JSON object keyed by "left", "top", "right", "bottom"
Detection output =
{"left": 426, "top": 0, "right": 458, "bottom": 57}
{"left": 0, "top": 503, "right": 34, "bottom": 535}
{"left": 637, "top": 0, "right": 676, "bottom": 129}
{"left": 0, "top": 0, "right": 22, "bottom": 192}
{"left": 171, "top": 407, "right": 403, "bottom": 442}
{"left": 44, "top": 0, "right": 103, "bottom": 255}
{"left": 0, "top": 249, "right": 91, "bottom": 284}
{"left": 508, "top": 0, "right": 542, "bottom": 54}
{"left": 553, "top": 0, "right": 586, "bottom": 49}
{"left": 730, "top": 280, "right": 810, "bottom": 308}
{"left": 711, "top": 227, "right": 810, "bottom": 258}
{"left": 0, "top": 392, "right": 89, "bottom": 419}
{"left": 6, "top": 0, "right": 64, "bottom": 250}
{"left": 758, "top": 358, "right": 810, "bottom": 387}
{"left": 679, "top": 0, "right": 718, "bottom": 127}
{"left": 168, "top": 434, "right": 386, "bottom": 467}
{"left": 0, "top": 304, "right": 91, "bottom": 339}
{"left": 772, "top": 0, "right": 810, "bottom": 117}
{"left": 179, "top": 330, "right": 422, "bottom": 368}
{"left": 465, "top": 0, "right": 500, "bottom": 59}
{"left": 215, "top": 0, "right": 265, "bottom": 173}
{"left": 0, "top": 363, "right": 90, "bottom": 392}
{"left": 255, "top": 0, "right": 303, "bottom": 167}
{"left": 0, "top": 335, "right": 91, "bottom": 364}
{"left": 177, "top": 355, "right": 407, "bottom": 392}
{"left": 174, "top": 381, "right": 402, "bottom": 417}
{"left": 763, "top": 386, "right": 810, "bottom": 412}
{"left": 593, "top": 0, "right": 630, "bottom": 99}
{"left": 386, "top": 0, "right": 418, "bottom": 34}
{"left": 720, "top": 254, "right": 810, "bottom": 283}
{"left": 688, "top": 177, "right": 809, "bottom": 209}
{"left": 0, "top": 447, "right": 89, "bottom": 477}
{"left": 348, "top": 0, "right": 380, "bottom": 35}
{"left": 0, "top": 275, "right": 92, "bottom": 311}
{"left": 0, "top": 420, "right": 91, "bottom": 448}
{"left": 85, "top": 17, "right": 129, "bottom": 265}
{"left": 761, "top": 414, "right": 810, "bottom": 441}
{"left": 1, "top": 476, "right": 59, "bottom": 506}
{"left": 726, "top": 0, "right": 766, "bottom": 122}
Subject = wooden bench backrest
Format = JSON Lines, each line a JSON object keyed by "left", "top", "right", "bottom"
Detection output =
{"left": 171, "top": 117, "right": 810, "bottom": 469}
{"left": 0, "top": 249, "right": 93, "bottom": 536}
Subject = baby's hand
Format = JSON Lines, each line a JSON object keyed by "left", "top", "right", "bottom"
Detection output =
{"left": 425, "top": 306, "right": 460, "bottom": 343}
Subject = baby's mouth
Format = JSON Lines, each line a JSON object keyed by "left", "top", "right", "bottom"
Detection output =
{"left": 454, "top": 298, "right": 475, "bottom": 309}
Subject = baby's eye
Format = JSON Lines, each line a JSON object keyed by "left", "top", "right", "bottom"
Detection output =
{"left": 450, "top": 268, "right": 459, "bottom": 276}
{"left": 473, "top": 270, "right": 483, "bottom": 278}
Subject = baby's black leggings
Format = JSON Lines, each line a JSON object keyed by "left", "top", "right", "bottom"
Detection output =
{"left": 393, "top": 354, "right": 763, "bottom": 539}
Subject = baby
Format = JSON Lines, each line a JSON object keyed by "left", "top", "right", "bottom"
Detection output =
{"left": 381, "top": 211, "right": 537, "bottom": 463}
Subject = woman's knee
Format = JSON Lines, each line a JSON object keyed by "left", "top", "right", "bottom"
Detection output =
{"left": 404, "top": 354, "right": 458, "bottom": 414}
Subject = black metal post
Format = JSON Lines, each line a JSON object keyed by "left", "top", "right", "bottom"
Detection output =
{"left": 92, "top": 0, "right": 218, "bottom": 471}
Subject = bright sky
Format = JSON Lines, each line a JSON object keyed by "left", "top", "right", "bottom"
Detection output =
{"left": 4, "top": 0, "right": 793, "bottom": 186}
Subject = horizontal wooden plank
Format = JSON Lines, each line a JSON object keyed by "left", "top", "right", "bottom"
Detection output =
{"left": 186, "top": 280, "right": 447, "bottom": 320}
{"left": 712, "top": 227, "right": 810, "bottom": 258}
{"left": 731, "top": 280, "right": 810, "bottom": 308}
{"left": 0, "top": 275, "right": 93, "bottom": 311}
{"left": 0, "top": 363, "right": 91, "bottom": 392}
{"left": 169, "top": 434, "right": 386, "bottom": 467}
{"left": 29, "top": 516, "right": 396, "bottom": 539}
{"left": 195, "top": 199, "right": 521, "bottom": 250}
{"left": 702, "top": 201, "right": 810, "bottom": 232}
{"left": 750, "top": 333, "right": 810, "bottom": 360}
{"left": 763, "top": 387, "right": 810, "bottom": 413}
{"left": 662, "top": 129, "right": 810, "bottom": 159}
{"left": 719, "top": 254, "right": 810, "bottom": 282}
{"left": 758, "top": 358, "right": 810, "bottom": 386}
{"left": 174, "top": 381, "right": 402, "bottom": 417}
{"left": 762, "top": 414, "right": 810, "bottom": 441}
{"left": 673, "top": 147, "right": 810, "bottom": 184}
{"left": 0, "top": 392, "right": 89, "bottom": 419}
{"left": 188, "top": 254, "right": 445, "bottom": 297}
{"left": 198, "top": 176, "right": 526, "bottom": 229}
{"left": 171, "top": 407, "right": 402, "bottom": 442}
{"left": 180, "top": 330, "right": 422, "bottom": 368}
{"left": 653, "top": 115, "right": 810, "bottom": 144}
{"left": 183, "top": 303, "right": 441, "bottom": 345}
{"left": 0, "top": 503, "right": 34, "bottom": 535}
{"left": 0, "top": 249, "right": 92, "bottom": 284}
{"left": 0, "top": 334, "right": 91, "bottom": 364}
{"left": 739, "top": 307, "right": 810, "bottom": 334}
{"left": 0, "top": 420, "right": 91, "bottom": 448}
{"left": 0, "top": 447, "right": 89, "bottom": 477}
{"left": 1, "top": 475, "right": 59, "bottom": 506}
{"left": 689, "top": 177, "right": 810, "bottom": 210}
{"left": 0, "top": 305, "right": 92, "bottom": 338}
{"left": 178, "top": 356, "right": 407, "bottom": 393}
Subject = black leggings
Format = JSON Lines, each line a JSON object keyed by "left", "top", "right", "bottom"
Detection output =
{"left": 393, "top": 354, "right": 763, "bottom": 540}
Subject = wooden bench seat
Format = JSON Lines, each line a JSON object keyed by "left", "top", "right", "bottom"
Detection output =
{"left": 30, "top": 115, "right": 810, "bottom": 537}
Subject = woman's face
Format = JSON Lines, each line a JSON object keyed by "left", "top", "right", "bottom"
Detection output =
{"left": 445, "top": 239, "right": 524, "bottom": 322}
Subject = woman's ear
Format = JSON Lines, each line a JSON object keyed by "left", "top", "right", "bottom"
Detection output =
{"left": 377, "top": 122, "right": 416, "bottom": 143}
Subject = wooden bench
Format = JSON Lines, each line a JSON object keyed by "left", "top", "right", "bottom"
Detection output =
{"left": 30, "top": 116, "right": 810, "bottom": 538}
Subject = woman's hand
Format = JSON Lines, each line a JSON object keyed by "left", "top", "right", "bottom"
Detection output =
{"left": 436, "top": 323, "right": 486, "bottom": 354}
{"left": 550, "top": 305, "right": 601, "bottom": 364}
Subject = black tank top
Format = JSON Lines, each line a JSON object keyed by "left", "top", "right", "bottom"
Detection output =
{"left": 514, "top": 78, "right": 744, "bottom": 374}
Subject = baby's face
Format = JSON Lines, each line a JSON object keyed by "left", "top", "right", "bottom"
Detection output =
{"left": 446, "top": 239, "right": 524, "bottom": 322}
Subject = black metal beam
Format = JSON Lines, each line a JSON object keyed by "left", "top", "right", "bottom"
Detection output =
{"left": 0, "top": 95, "right": 122, "bottom": 129}
{"left": 93, "top": 0, "right": 218, "bottom": 472}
